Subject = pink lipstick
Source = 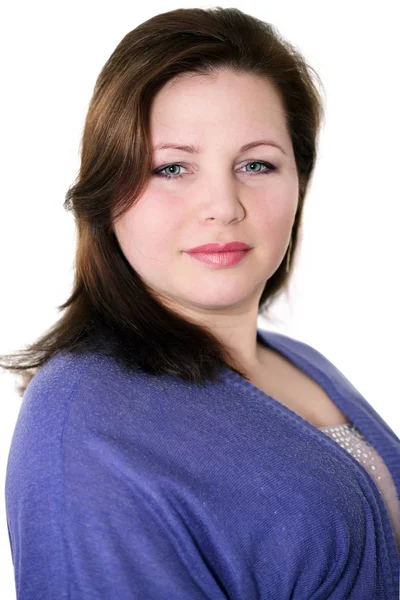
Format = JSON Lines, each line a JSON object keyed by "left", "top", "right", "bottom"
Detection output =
{"left": 186, "top": 241, "right": 252, "bottom": 268}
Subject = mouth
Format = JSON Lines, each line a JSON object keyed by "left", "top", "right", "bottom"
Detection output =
{"left": 186, "top": 242, "right": 252, "bottom": 253}
{"left": 186, "top": 248, "right": 251, "bottom": 268}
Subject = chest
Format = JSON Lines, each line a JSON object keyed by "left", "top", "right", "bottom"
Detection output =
{"left": 248, "top": 349, "right": 350, "bottom": 429}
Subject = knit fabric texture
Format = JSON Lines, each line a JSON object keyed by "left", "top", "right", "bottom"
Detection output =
{"left": 5, "top": 328, "right": 400, "bottom": 598}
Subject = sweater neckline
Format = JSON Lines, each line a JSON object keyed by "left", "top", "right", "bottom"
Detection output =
{"left": 220, "top": 327, "right": 394, "bottom": 449}
{"left": 218, "top": 327, "right": 400, "bottom": 584}
{"left": 219, "top": 328, "right": 354, "bottom": 435}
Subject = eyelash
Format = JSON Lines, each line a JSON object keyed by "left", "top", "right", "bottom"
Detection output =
{"left": 152, "top": 160, "right": 277, "bottom": 180}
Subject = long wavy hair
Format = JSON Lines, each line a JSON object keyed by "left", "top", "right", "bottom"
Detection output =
{"left": 0, "top": 6, "right": 325, "bottom": 397}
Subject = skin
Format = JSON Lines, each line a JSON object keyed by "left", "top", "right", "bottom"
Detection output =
{"left": 113, "top": 68, "right": 299, "bottom": 373}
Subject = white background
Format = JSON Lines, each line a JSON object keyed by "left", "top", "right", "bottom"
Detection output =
{"left": 1, "top": 1, "right": 399, "bottom": 597}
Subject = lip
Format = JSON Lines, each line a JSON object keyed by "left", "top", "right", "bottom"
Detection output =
{"left": 186, "top": 241, "right": 252, "bottom": 253}
{"left": 187, "top": 249, "right": 251, "bottom": 267}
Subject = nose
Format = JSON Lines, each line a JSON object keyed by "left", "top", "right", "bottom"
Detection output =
{"left": 198, "top": 175, "right": 246, "bottom": 224}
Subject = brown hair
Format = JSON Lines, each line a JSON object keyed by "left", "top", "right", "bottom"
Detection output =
{"left": 0, "top": 6, "right": 325, "bottom": 397}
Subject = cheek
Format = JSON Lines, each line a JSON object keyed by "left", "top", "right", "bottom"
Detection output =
{"left": 252, "top": 182, "right": 298, "bottom": 228}
{"left": 114, "top": 196, "right": 182, "bottom": 260}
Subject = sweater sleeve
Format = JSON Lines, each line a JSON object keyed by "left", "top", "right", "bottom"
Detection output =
{"left": 5, "top": 363, "right": 227, "bottom": 600}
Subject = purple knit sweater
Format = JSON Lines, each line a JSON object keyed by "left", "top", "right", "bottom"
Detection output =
{"left": 5, "top": 329, "right": 400, "bottom": 598}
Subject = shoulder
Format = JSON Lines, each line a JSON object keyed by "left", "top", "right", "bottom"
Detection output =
{"left": 24, "top": 349, "right": 159, "bottom": 411}
{"left": 7, "top": 349, "right": 169, "bottom": 510}
{"left": 259, "top": 327, "right": 369, "bottom": 401}
{"left": 259, "top": 329, "right": 335, "bottom": 369}
{"left": 9, "top": 350, "right": 167, "bottom": 478}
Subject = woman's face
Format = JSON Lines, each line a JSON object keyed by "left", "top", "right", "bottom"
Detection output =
{"left": 113, "top": 69, "right": 299, "bottom": 319}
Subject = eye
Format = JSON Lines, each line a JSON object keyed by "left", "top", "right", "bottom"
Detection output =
{"left": 152, "top": 160, "right": 277, "bottom": 180}
{"left": 243, "top": 161, "right": 277, "bottom": 176}
{"left": 154, "top": 164, "right": 186, "bottom": 179}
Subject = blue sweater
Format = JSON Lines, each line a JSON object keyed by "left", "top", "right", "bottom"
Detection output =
{"left": 5, "top": 328, "right": 400, "bottom": 598}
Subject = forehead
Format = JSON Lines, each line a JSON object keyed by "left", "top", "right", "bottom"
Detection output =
{"left": 150, "top": 70, "right": 288, "bottom": 148}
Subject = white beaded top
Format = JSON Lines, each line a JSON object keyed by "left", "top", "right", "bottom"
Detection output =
{"left": 320, "top": 423, "right": 400, "bottom": 557}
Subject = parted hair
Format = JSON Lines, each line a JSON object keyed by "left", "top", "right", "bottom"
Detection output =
{"left": 0, "top": 6, "right": 325, "bottom": 397}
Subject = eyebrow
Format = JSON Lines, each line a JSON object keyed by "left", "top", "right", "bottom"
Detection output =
{"left": 153, "top": 139, "right": 287, "bottom": 156}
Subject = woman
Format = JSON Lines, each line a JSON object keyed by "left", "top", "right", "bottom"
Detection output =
{"left": 2, "top": 7, "right": 399, "bottom": 598}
